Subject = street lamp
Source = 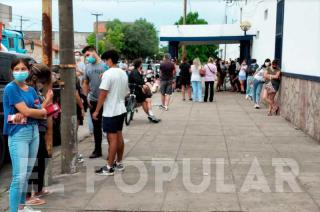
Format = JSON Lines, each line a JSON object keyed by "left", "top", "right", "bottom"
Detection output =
{"left": 240, "top": 20, "right": 251, "bottom": 36}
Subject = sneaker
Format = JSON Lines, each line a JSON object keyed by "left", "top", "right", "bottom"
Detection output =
{"left": 254, "top": 104, "right": 260, "bottom": 109}
{"left": 113, "top": 162, "right": 125, "bottom": 172}
{"left": 159, "top": 105, "right": 165, "bottom": 110}
{"left": 18, "top": 206, "right": 42, "bottom": 212}
{"left": 245, "top": 95, "right": 250, "bottom": 100}
{"left": 95, "top": 165, "right": 114, "bottom": 176}
{"left": 164, "top": 106, "right": 168, "bottom": 111}
{"left": 148, "top": 115, "right": 161, "bottom": 123}
{"left": 77, "top": 154, "right": 84, "bottom": 163}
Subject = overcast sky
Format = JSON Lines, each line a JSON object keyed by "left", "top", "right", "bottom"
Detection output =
{"left": 1, "top": 0, "right": 241, "bottom": 32}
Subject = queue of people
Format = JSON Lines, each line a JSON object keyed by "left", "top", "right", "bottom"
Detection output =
{"left": 3, "top": 48, "right": 282, "bottom": 211}
{"left": 218, "top": 57, "right": 282, "bottom": 115}
{"left": 164, "top": 55, "right": 281, "bottom": 116}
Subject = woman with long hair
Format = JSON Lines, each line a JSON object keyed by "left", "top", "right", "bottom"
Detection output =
{"left": 262, "top": 60, "right": 281, "bottom": 116}
{"left": 239, "top": 59, "right": 248, "bottom": 93}
{"left": 179, "top": 56, "right": 192, "bottom": 101}
{"left": 25, "top": 64, "right": 53, "bottom": 206}
{"left": 190, "top": 58, "right": 203, "bottom": 102}
{"left": 3, "top": 58, "right": 48, "bottom": 212}
{"left": 253, "top": 59, "right": 271, "bottom": 109}
{"left": 204, "top": 57, "right": 217, "bottom": 102}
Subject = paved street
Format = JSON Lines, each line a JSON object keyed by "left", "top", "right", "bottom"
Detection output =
{"left": 1, "top": 92, "right": 320, "bottom": 212}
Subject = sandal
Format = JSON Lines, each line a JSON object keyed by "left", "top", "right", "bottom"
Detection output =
{"left": 267, "top": 111, "right": 272, "bottom": 116}
{"left": 35, "top": 189, "right": 51, "bottom": 198}
{"left": 25, "top": 197, "right": 46, "bottom": 206}
{"left": 272, "top": 105, "right": 280, "bottom": 115}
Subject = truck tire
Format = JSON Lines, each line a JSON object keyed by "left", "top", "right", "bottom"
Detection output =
{"left": 0, "top": 134, "right": 5, "bottom": 169}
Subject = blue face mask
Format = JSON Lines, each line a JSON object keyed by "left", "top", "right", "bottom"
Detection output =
{"left": 13, "top": 71, "right": 29, "bottom": 82}
{"left": 103, "top": 63, "right": 109, "bottom": 70}
{"left": 86, "top": 56, "right": 96, "bottom": 64}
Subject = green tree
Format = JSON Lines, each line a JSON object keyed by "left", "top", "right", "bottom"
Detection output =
{"left": 86, "top": 18, "right": 159, "bottom": 59}
{"left": 175, "top": 12, "right": 219, "bottom": 62}
{"left": 175, "top": 11, "right": 208, "bottom": 25}
{"left": 104, "top": 19, "right": 125, "bottom": 52}
{"left": 122, "top": 19, "right": 159, "bottom": 59}
{"left": 86, "top": 32, "right": 96, "bottom": 47}
{"left": 86, "top": 32, "right": 106, "bottom": 54}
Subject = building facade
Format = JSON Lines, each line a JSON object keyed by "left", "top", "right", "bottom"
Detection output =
{"left": 24, "top": 31, "right": 90, "bottom": 64}
{"left": 0, "top": 3, "right": 12, "bottom": 27}
{"left": 24, "top": 39, "right": 59, "bottom": 64}
{"left": 238, "top": 0, "right": 320, "bottom": 141}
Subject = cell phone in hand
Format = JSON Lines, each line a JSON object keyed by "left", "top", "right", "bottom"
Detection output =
{"left": 7, "top": 115, "right": 27, "bottom": 124}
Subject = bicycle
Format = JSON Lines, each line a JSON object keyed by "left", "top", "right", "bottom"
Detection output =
{"left": 125, "top": 83, "right": 138, "bottom": 126}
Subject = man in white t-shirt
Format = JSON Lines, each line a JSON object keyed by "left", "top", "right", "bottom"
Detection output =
{"left": 92, "top": 50, "right": 129, "bottom": 176}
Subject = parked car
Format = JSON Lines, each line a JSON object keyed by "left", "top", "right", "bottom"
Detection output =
{"left": 0, "top": 52, "right": 36, "bottom": 168}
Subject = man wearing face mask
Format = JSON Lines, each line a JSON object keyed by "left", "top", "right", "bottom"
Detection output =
{"left": 82, "top": 46, "right": 108, "bottom": 158}
{"left": 75, "top": 51, "right": 86, "bottom": 83}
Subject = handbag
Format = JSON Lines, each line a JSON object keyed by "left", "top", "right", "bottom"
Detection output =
{"left": 199, "top": 67, "right": 206, "bottom": 77}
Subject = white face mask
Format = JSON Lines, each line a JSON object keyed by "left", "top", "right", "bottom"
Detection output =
{"left": 75, "top": 55, "right": 81, "bottom": 62}
{"left": 265, "top": 62, "right": 270, "bottom": 66}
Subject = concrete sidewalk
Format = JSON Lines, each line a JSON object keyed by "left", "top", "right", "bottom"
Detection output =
{"left": 1, "top": 92, "right": 320, "bottom": 212}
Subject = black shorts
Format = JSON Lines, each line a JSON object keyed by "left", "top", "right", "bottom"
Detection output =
{"left": 135, "top": 88, "right": 152, "bottom": 103}
{"left": 103, "top": 113, "right": 126, "bottom": 133}
{"left": 180, "top": 76, "right": 191, "bottom": 86}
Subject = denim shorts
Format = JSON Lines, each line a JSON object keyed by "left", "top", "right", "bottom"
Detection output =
{"left": 103, "top": 114, "right": 125, "bottom": 133}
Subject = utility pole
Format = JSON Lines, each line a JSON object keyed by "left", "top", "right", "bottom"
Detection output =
{"left": 181, "top": 0, "right": 187, "bottom": 59}
{"left": 224, "top": 2, "right": 228, "bottom": 60}
{"left": 42, "top": 0, "right": 52, "bottom": 67}
{"left": 19, "top": 16, "right": 29, "bottom": 31}
{"left": 42, "top": 0, "right": 53, "bottom": 184}
{"left": 58, "top": 0, "right": 78, "bottom": 174}
{"left": 91, "top": 13, "right": 103, "bottom": 51}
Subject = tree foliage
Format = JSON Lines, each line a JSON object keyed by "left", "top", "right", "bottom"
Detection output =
{"left": 86, "top": 18, "right": 159, "bottom": 59}
{"left": 176, "top": 12, "right": 208, "bottom": 25}
{"left": 105, "top": 19, "right": 125, "bottom": 52}
{"left": 86, "top": 32, "right": 95, "bottom": 47}
{"left": 122, "top": 19, "right": 159, "bottom": 59}
{"left": 86, "top": 32, "right": 106, "bottom": 54}
{"left": 175, "top": 12, "right": 219, "bottom": 62}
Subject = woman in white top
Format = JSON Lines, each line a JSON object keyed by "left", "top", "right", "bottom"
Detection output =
{"left": 253, "top": 59, "right": 271, "bottom": 108}
{"left": 190, "top": 58, "right": 203, "bottom": 102}
{"left": 238, "top": 59, "right": 248, "bottom": 93}
{"left": 204, "top": 57, "right": 217, "bottom": 102}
